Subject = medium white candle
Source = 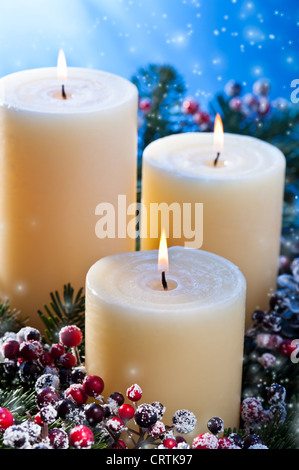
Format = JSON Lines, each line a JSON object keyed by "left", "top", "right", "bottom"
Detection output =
{"left": 85, "top": 246, "right": 246, "bottom": 436}
{"left": 0, "top": 60, "right": 138, "bottom": 328}
{"left": 140, "top": 132, "right": 286, "bottom": 328}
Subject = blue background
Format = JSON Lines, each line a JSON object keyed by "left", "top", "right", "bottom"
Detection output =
{"left": 0, "top": 0, "right": 298, "bottom": 106}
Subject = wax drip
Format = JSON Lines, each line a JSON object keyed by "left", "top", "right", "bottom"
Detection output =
{"left": 214, "top": 152, "right": 220, "bottom": 167}
{"left": 162, "top": 271, "right": 168, "bottom": 290}
{"left": 62, "top": 84, "right": 67, "bottom": 100}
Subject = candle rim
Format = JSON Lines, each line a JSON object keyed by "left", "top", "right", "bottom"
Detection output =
{"left": 86, "top": 246, "right": 246, "bottom": 314}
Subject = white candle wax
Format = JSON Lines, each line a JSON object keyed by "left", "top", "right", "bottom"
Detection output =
{"left": 85, "top": 247, "right": 246, "bottom": 436}
{"left": 0, "top": 67, "right": 138, "bottom": 328}
{"left": 140, "top": 133, "right": 286, "bottom": 328}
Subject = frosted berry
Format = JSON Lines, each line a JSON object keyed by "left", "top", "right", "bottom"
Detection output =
{"left": 192, "top": 432, "right": 219, "bottom": 449}
{"left": 85, "top": 403, "right": 105, "bottom": 425}
{"left": 109, "top": 392, "right": 124, "bottom": 407}
{"left": 182, "top": 97, "right": 199, "bottom": 115}
{"left": 258, "top": 353, "right": 276, "bottom": 369}
{"left": 19, "top": 360, "right": 41, "bottom": 382}
{"left": 134, "top": 404, "right": 157, "bottom": 428}
{"left": 229, "top": 97, "right": 242, "bottom": 112}
{"left": 48, "top": 428, "right": 69, "bottom": 449}
{"left": 18, "top": 327, "right": 41, "bottom": 343}
{"left": 3, "top": 425, "right": 30, "bottom": 449}
{"left": 2, "top": 340, "right": 19, "bottom": 359}
{"left": 36, "top": 387, "right": 60, "bottom": 409}
{"left": 243, "top": 434, "right": 264, "bottom": 449}
{"left": 40, "top": 404, "right": 58, "bottom": 424}
{"left": 193, "top": 111, "right": 211, "bottom": 125}
{"left": 151, "top": 402, "right": 166, "bottom": 420}
{"left": 253, "top": 78, "right": 270, "bottom": 96}
{"left": 163, "top": 438, "right": 178, "bottom": 449}
{"left": 267, "top": 383, "right": 286, "bottom": 405}
{"left": 39, "top": 352, "right": 54, "bottom": 367}
{"left": 241, "top": 397, "right": 263, "bottom": 423}
{"left": 60, "top": 352, "right": 76, "bottom": 369}
{"left": 225, "top": 79, "right": 242, "bottom": 97}
{"left": 279, "top": 339, "right": 298, "bottom": 357}
{"left": 19, "top": 340, "right": 43, "bottom": 361}
{"left": 0, "top": 407, "right": 14, "bottom": 432}
{"left": 126, "top": 384, "right": 142, "bottom": 402}
{"left": 107, "top": 416, "right": 125, "bottom": 434}
{"left": 263, "top": 313, "right": 282, "bottom": 333}
{"left": 56, "top": 399, "right": 76, "bottom": 420}
{"left": 207, "top": 416, "right": 224, "bottom": 435}
{"left": 71, "top": 367, "right": 86, "bottom": 384}
{"left": 269, "top": 403, "right": 287, "bottom": 423}
{"left": 82, "top": 375, "right": 104, "bottom": 398}
{"left": 252, "top": 309, "right": 265, "bottom": 326}
{"left": 148, "top": 421, "right": 166, "bottom": 439}
{"left": 218, "top": 437, "right": 235, "bottom": 449}
{"left": 50, "top": 343, "right": 65, "bottom": 359}
{"left": 228, "top": 433, "right": 243, "bottom": 448}
{"left": 34, "top": 412, "right": 45, "bottom": 427}
{"left": 59, "top": 325, "right": 83, "bottom": 348}
{"left": 69, "top": 425, "right": 94, "bottom": 449}
{"left": 65, "top": 384, "right": 88, "bottom": 406}
{"left": 35, "top": 374, "right": 60, "bottom": 392}
{"left": 172, "top": 409, "right": 197, "bottom": 434}
{"left": 118, "top": 404, "right": 135, "bottom": 421}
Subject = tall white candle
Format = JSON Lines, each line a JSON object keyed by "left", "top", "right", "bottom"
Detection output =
{"left": 140, "top": 132, "right": 285, "bottom": 328}
{"left": 0, "top": 64, "right": 138, "bottom": 328}
{"left": 85, "top": 246, "right": 246, "bottom": 436}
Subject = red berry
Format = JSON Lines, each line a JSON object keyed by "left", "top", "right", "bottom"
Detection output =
{"left": 0, "top": 407, "right": 14, "bottom": 432}
{"left": 139, "top": 98, "right": 152, "bottom": 113}
{"left": 148, "top": 421, "right": 166, "bottom": 439}
{"left": 182, "top": 97, "right": 199, "bottom": 115}
{"left": 193, "top": 111, "right": 211, "bottom": 125}
{"left": 163, "top": 438, "right": 178, "bottom": 449}
{"left": 218, "top": 437, "right": 235, "bottom": 449}
{"left": 69, "top": 425, "right": 94, "bottom": 449}
{"left": 49, "top": 343, "right": 65, "bottom": 359}
{"left": 192, "top": 433, "right": 219, "bottom": 449}
{"left": 118, "top": 404, "right": 135, "bottom": 421}
{"left": 39, "top": 352, "right": 54, "bottom": 367}
{"left": 126, "top": 384, "right": 142, "bottom": 402}
{"left": 106, "top": 417, "right": 125, "bottom": 434}
{"left": 48, "top": 428, "right": 69, "bottom": 449}
{"left": 111, "top": 439, "right": 127, "bottom": 449}
{"left": 82, "top": 375, "right": 104, "bottom": 398}
{"left": 59, "top": 352, "right": 76, "bottom": 369}
{"left": 19, "top": 340, "right": 43, "bottom": 361}
{"left": 241, "top": 397, "right": 263, "bottom": 423}
{"left": 2, "top": 340, "right": 19, "bottom": 359}
{"left": 65, "top": 384, "right": 88, "bottom": 406}
{"left": 59, "top": 325, "right": 83, "bottom": 348}
{"left": 34, "top": 412, "right": 45, "bottom": 427}
{"left": 279, "top": 339, "right": 298, "bottom": 357}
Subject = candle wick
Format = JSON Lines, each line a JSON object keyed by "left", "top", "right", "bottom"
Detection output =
{"left": 62, "top": 84, "right": 67, "bottom": 100}
{"left": 214, "top": 152, "right": 220, "bottom": 167}
{"left": 161, "top": 271, "right": 168, "bottom": 290}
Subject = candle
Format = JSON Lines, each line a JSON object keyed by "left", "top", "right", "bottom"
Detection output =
{"left": 85, "top": 243, "right": 246, "bottom": 436}
{"left": 0, "top": 52, "right": 138, "bottom": 328}
{"left": 140, "top": 130, "right": 285, "bottom": 328}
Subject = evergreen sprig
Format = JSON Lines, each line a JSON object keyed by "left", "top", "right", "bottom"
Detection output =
{"left": 0, "top": 387, "right": 36, "bottom": 422}
{"left": 37, "top": 283, "right": 85, "bottom": 345}
{"left": 0, "top": 300, "right": 27, "bottom": 337}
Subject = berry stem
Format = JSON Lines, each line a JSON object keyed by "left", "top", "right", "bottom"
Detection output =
{"left": 72, "top": 346, "right": 81, "bottom": 365}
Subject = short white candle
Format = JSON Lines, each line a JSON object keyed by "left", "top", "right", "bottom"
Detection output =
{"left": 0, "top": 59, "right": 138, "bottom": 327}
{"left": 85, "top": 246, "right": 246, "bottom": 436}
{"left": 140, "top": 132, "right": 286, "bottom": 328}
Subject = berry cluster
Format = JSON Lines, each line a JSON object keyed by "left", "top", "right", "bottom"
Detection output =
{"left": 241, "top": 383, "right": 287, "bottom": 434}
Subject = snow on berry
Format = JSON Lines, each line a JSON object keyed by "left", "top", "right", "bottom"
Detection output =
{"left": 40, "top": 404, "right": 58, "bottom": 424}
{"left": 172, "top": 409, "right": 197, "bottom": 434}
{"left": 65, "top": 384, "right": 88, "bottom": 406}
{"left": 19, "top": 340, "right": 43, "bottom": 361}
{"left": 218, "top": 437, "right": 238, "bottom": 449}
{"left": 134, "top": 404, "right": 157, "bottom": 428}
{"left": 20, "top": 421, "right": 41, "bottom": 443}
{"left": 82, "top": 375, "right": 104, "bottom": 399}
{"left": 241, "top": 397, "right": 263, "bottom": 423}
{"left": 35, "top": 373, "right": 60, "bottom": 392}
{"left": 3, "top": 425, "right": 31, "bottom": 449}
{"left": 59, "top": 325, "right": 83, "bottom": 348}
{"left": 69, "top": 425, "right": 94, "bottom": 449}
{"left": 151, "top": 402, "right": 166, "bottom": 420}
{"left": 192, "top": 432, "right": 219, "bottom": 449}
{"left": 148, "top": 421, "right": 166, "bottom": 439}
{"left": 207, "top": 416, "right": 224, "bottom": 435}
{"left": 267, "top": 383, "right": 286, "bottom": 405}
{"left": 126, "top": 384, "right": 142, "bottom": 402}
{"left": 106, "top": 416, "right": 126, "bottom": 434}
{"left": 258, "top": 352, "right": 276, "bottom": 369}
{"left": 48, "top": 428, "right": 69, "bottom": 449}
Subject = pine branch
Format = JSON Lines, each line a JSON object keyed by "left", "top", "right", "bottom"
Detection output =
{"left": 37, "top": 283, "right": 85, "bottom": 345}
{"left": 0, "top": 300, "right": 27, "bottom": 337}
{"left": 0, "top": 387, "right": 36, "bottom": 422}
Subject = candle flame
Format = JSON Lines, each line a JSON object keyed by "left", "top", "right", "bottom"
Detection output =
{"left": 158, "top": 230, "right": 169, "bottom": 273}
{"left": 213, "top": 113, "right": 224, "bottom": 153}
{"left": 57, "top": 49, "right": 68, "bottom": 82}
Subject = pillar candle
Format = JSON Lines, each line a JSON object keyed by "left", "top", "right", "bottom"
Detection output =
{"left": 85, "top": 246, "right": 246, "bottom": 436}
{"left": 0, "top": 65, "right": 138, "bottom": 328}
{"left": 140, "top": 133, "right": 285, "bottom": 328}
